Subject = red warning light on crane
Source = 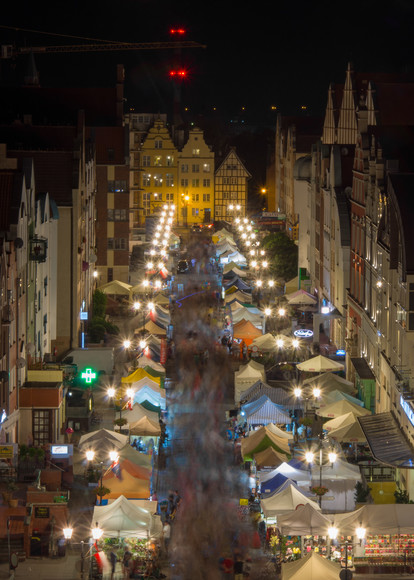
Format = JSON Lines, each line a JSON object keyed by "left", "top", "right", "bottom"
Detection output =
{"left": 170, "top": 28, "right": 186, "bottom": 36}
{"left": 169, "top": 69, "right": 188, "bottom": 78}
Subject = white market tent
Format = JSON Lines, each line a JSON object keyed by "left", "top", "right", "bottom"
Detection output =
{"left": 230, "top": 301, "right": 261, "bottom": 315}
{"left": 260, "top": 462, "right": 310, "bottom": 486}
{"left": 79, "top": 429, "right": 129, "bottom": 451}
{"left": 235, "top": 364, "right": 266, "bottom": 403}
{"left": 242, "top": 395, "right": 292, "bottom": 426}
{"left": 277, "top": 502, "right": 331, "bottom": 535}
{"left": 223, "top": 262, "right": 247, "bottom": 278}
{"left": 92, "top": 494, "right": 163, "bottom": 539}
{"left": 124, "top": 402, "right": 160, "bottom": 425}
{"left": 133, "top": 385, "right": 166, "bottom": 410}
{"left": 225, "top": 290, "right": 252, "bottom": 304}
{"left": 261, "top": 483, "right": 320, "bottom": 518}
{"left": 310, "top": 456, "right": 361, "bottom": 483}
{"left": 136, "top": 355, "right": 165, "bottom": 373}
{"left": 232, "top": 308, "right": 264, "bottom": 329}
{"left": 328, "top": 420, "right": 367, "bottom": 443}
{"left": 286, "top": 290, "right": 318, "bottom": 305}
{"left": 331, "top": 504, "right": 414, "bottom": 535}
{"left": 302, "top": 371, "right": 354, "bottom": 393}
{"left": 129, "top": 416, "right": 162, "bottom": 437}
{"left": 281, "top": 551, "right": 341, "bottom": 580}
{"left": 266, "top": 423, "right": 293, "bottom": 440}
{"left": 323, "top": 411, "right": 362, "bottom": 432}
{"left": 241, "top": 426, "right": 291, "bottom": 462}
{"left": 316, "top": 399, "right": 371, "bottom": 419}
{"left": 319, "top": 389, "right": 364, "bottom": 409}
{"left": 251, "top": 333, "right": 279, "bottom": 352}
{"left": 297, "top": 355, "right": 344, "bottom": 373}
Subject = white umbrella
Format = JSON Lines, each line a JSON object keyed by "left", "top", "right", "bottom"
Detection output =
{"left": 297, "top": 355, "right": 344, "bottom": 373}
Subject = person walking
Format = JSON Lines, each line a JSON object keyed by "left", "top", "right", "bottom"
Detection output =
{"left": 109, "top": 548, "right": 117, "bottom": 580}
{"left": 234, "top": 554, "right": 244, "bottom": 580}
{"left": 122, "top": 547, "right": 132, "bottom": 579}
{"left": 163, "top": 520, "right": 171, "bottom": 555}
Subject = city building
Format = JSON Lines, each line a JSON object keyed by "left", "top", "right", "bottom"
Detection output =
{"left": 214, "top": 148, "right": 251, "bottom": 222}
{"left": 178, "top": 127, "right": 214, "bottom": 226}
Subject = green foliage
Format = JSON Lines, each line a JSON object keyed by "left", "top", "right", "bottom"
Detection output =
{"left": 113, "top": 418, "right": 128, "bottom": 427}
{"left": 261, "top": 232, "right": 298, "bottom": 282}
{"left": 92, "top": 290, "right": 107, "bottom": 318}
{"left": 88, "top": 290, "right": 119, "bottom": 343}
{"left": 394, "top": 488, "right": 414, "bottom": 504}
{"left": 95, "top": 484, "right": 111, "bottom": 499}
{"left": 354, "top": 481, "right": 371, "bottom": 503}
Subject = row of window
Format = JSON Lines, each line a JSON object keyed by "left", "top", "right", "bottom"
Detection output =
{"left": 108, "top": 180, "right": 128, "bottom": 192}
{"left": 141, "top": 156, "right": 212, "bottom": 172}
{"left": 142, "top": 175, "right": 212, "bottom": 188}
{"left": 142, "top": 193, "right": 211, "bottom": 202}
{"left": 107, "top": 209, "right": 128, "bottom": 221}
{"left": 107, "top": 238, "right": 128, "bottom": 250}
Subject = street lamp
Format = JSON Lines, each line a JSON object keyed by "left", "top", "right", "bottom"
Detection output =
{"left": 91, "top": 522, "right": 103, "bottom": 541}
{"left": 306, "top": 436, "right": 337, "bottom": 507}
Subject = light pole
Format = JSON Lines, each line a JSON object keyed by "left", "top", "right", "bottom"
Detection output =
{"left": 306, "top": 434, "right": 337, "bottom": 507}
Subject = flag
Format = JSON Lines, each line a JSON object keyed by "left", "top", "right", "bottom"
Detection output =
{"left": 111, "top": 458, "right": 122, "bottom": 479}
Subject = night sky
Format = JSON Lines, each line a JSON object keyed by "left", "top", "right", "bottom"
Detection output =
{"left": 1, "top": 0, "right": 414, "bottom": 120}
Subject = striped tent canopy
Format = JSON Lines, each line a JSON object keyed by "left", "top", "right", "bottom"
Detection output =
{"left": 242, "top": 395, "right": 292, "bottom": 426}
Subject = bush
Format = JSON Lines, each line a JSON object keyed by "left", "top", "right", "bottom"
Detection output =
{"left": 354, "top": 481, "right": 371, "bottom": 503}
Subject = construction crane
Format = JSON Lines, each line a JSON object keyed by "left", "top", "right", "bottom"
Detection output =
{"left": 1, "top": 40, "right": 206, "bottom": 59}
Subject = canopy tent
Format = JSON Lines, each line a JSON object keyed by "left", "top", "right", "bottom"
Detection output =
{"left": 302, "top": 371, "right": 355, "bottom": 394}
{"left": 261, "top": 484, "right": 320, "bottom": 518}
{"left": 92, "top": 495, "right": 162, "bottom": 537}
{"left": 235, "top": 369, "right": 265, "bottom": 403}
{"left": 241, "top": 425, "right": 291, "bottom": 462}
{"left": 123, "top": 402, "right": 160, "bottom": 426}
{"left": 152, "top": 292, "right": 170, "bottom": 306}
{"left": 135, "top": 319, "right": 167, "bottom": 336}
{"left": 222, "top": 261, "right": 247, "bottom": 278}
{"left": 97, "top": 280, "right": 132, "bottom": 296}
{"left": 121, "top": 368, "right": 161, "bottom": 386}
{"left": 230, "top": 301, "right": 261, "bottom": 315}
{"left": 220, "top": 250, "right": 247, "bottom": 266}
{"left": 233, "top": 319, "right": 263, "bottom": 345}
{"left": 316, "top": 399, "right": 371, "bottom": 419}
{"left": 286, "top": 289, "right": 318, "bottom": 305}
{"left": 319, "top": 389, "right": 364, "bottom": 409}
{"left": 105, "top": 457, "right": 150, "bottom": 483}
{"left": 251, "top": 333, "right": 279, "bottom": 352}
{"left": 260, "top": 462, "right": 310, "bottom": 486}
{"left": 232, "top": 308, "right": 264, "bottom": 329}
{"left": 278, "top": 503, "right": 331, "bottom": 536}
{"left": 260, "top": 472, "right": 292, "bottom": 496}
{"left": 117, "top": 444, "right": 153, "bottom": 469}
{"left": 238, "top": 380, "right": 302, "bottom": 410}
{"left": 151, "top": 304, "right": 171, "bottom": 327}
{"left": 323, "top": 411, "right": 362, "bottom": 432}
{"left": 328, "top": 420, "right": 367, "bottom": 443}
{"left": 136, "top": 355, "right": 165, "bottom": 373}
{"left": 253, "top": 446, "right": 287, "bottom": 468}
{"left": 139, "top": 366, "right": 165, "bottom": 389}
{"left": 214, "top": 228, "right": 234, "bottom": 241}
{"left": 242, "top": 395, "right": 292, "bottom": 426}
{"left": 215, "top": 241, "right": 238, "bottom": 256}
{"left": 284, "top": 276, "right": 300, "bottom": 295}
{"left": 129, "top": 416, "right": 162, "bottom": 437}
{"left": 266, "top": 423, "right": 293, "bottom": 440}
{"left": 281, "top": 551, "right": 341, "bottom": 580}
{"left": 310, "top": 456, "right": 361, "bottom": 483}
{"left": 270, "top": 478, "right": 312, "bottom": 498}
{"left": 79, "top": 429, "right": 129, "bottom": 452}
{"left": 224, "top": 277, "right": 252, "bottom": 293}
{"left": 297, "top": 355, "right": 344, "bottom": 373}
{"left": 331, "top": 504, "right": 414, "bottom": 535}
{"left": 102, "top": 468, "right": 150, "bottom": 500}
{"left": 225, "top": 290, "right": 253, "bottom": 304}
{"left": 132, "top": 385, "right": 166, "bottom": 410}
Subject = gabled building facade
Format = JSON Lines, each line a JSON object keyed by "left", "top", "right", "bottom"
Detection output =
{"left": 214, "top": 148, "right": 251, "bottom": 222}
{"left": 178, "top": 127, "right": 215, "bottom": 226}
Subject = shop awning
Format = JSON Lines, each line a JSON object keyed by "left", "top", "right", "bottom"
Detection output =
{"left": 350, "top": 357, "right": 376, "bottom": 380}
{"left": 358, "top": 412, "right": 414, "bottom": 468}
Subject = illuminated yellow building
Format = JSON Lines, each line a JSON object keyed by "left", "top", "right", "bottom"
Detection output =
{"left": 139, "top": 119, "right": 179, "bottom": 218}
{"left": 178, "top": 127, "right": 215, "bottom": 226}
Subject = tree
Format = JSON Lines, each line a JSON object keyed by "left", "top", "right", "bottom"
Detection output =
{"left": 88, "top": 290, "right": 119, "bottom": 343}
{"left": 261, "top": 232, "right": 298, "bottom": 282}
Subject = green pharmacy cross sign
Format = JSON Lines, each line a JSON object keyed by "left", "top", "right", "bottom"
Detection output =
{"left": 81, "top": 368, "right": 97, "bottom": 384}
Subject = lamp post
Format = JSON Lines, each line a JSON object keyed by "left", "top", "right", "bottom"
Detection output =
{"left": 306, "top": 434, "right": 337, "bottom": 507}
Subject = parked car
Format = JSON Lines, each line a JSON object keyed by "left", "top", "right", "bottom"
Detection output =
{"left": 177, "top": 259, "right": 190, "bottom": 274}
{"left": 191, "top": 224, "right": 202, "bottom": 233}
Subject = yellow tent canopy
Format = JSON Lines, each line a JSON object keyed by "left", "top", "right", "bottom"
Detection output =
{"left": 121, "top": 368, "right": 161, "bottom": 385}
{"left": 102, "top": 469, "right": 150, "bottom": 500}
{"left": 97, "top": 280, "right": 132, "bottom": 296}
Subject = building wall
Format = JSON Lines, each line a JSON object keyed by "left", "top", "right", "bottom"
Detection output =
{"left": 178, "top": 127, "right": 214, "bottom": 226}
{"left": 214, "top": 149, "right": 250, "bottom": 222}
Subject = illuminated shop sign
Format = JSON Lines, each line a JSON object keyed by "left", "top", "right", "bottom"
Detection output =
{"left": 400, "top": 395, "right": 414, "bottom": 427}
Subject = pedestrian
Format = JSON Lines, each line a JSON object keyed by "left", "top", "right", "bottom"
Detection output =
{"left": 122, "top": 547, "right": 132, "bottom": 579}
{"left": 242, "top": 342, "right": 248, "bottom": 361}
{"left": 234, "top": 554, "right": 244, "bottom": 580}
{"left": 163, "top": 520, "right": 171, "bottom": 555}
{"left": 109, "top": 548, "right": 117, "bottom": 580}
{"left": 258, "top": 518, "right": 267, "bottom": 548}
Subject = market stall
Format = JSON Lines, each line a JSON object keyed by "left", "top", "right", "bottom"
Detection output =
{"left": 241, "top": 395, "right": 292, "bottom": 426}
{"left": 92, "top": 495, "right": 163, "bottom": 579}
{"left": 261, "top": 483, "right": 320, "bottom": 520}
{"left": 281, "top": 551, "right": 341, "bottom": 580}
{"left": 241, "top": 426, "right": 291, "bottom": 462}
